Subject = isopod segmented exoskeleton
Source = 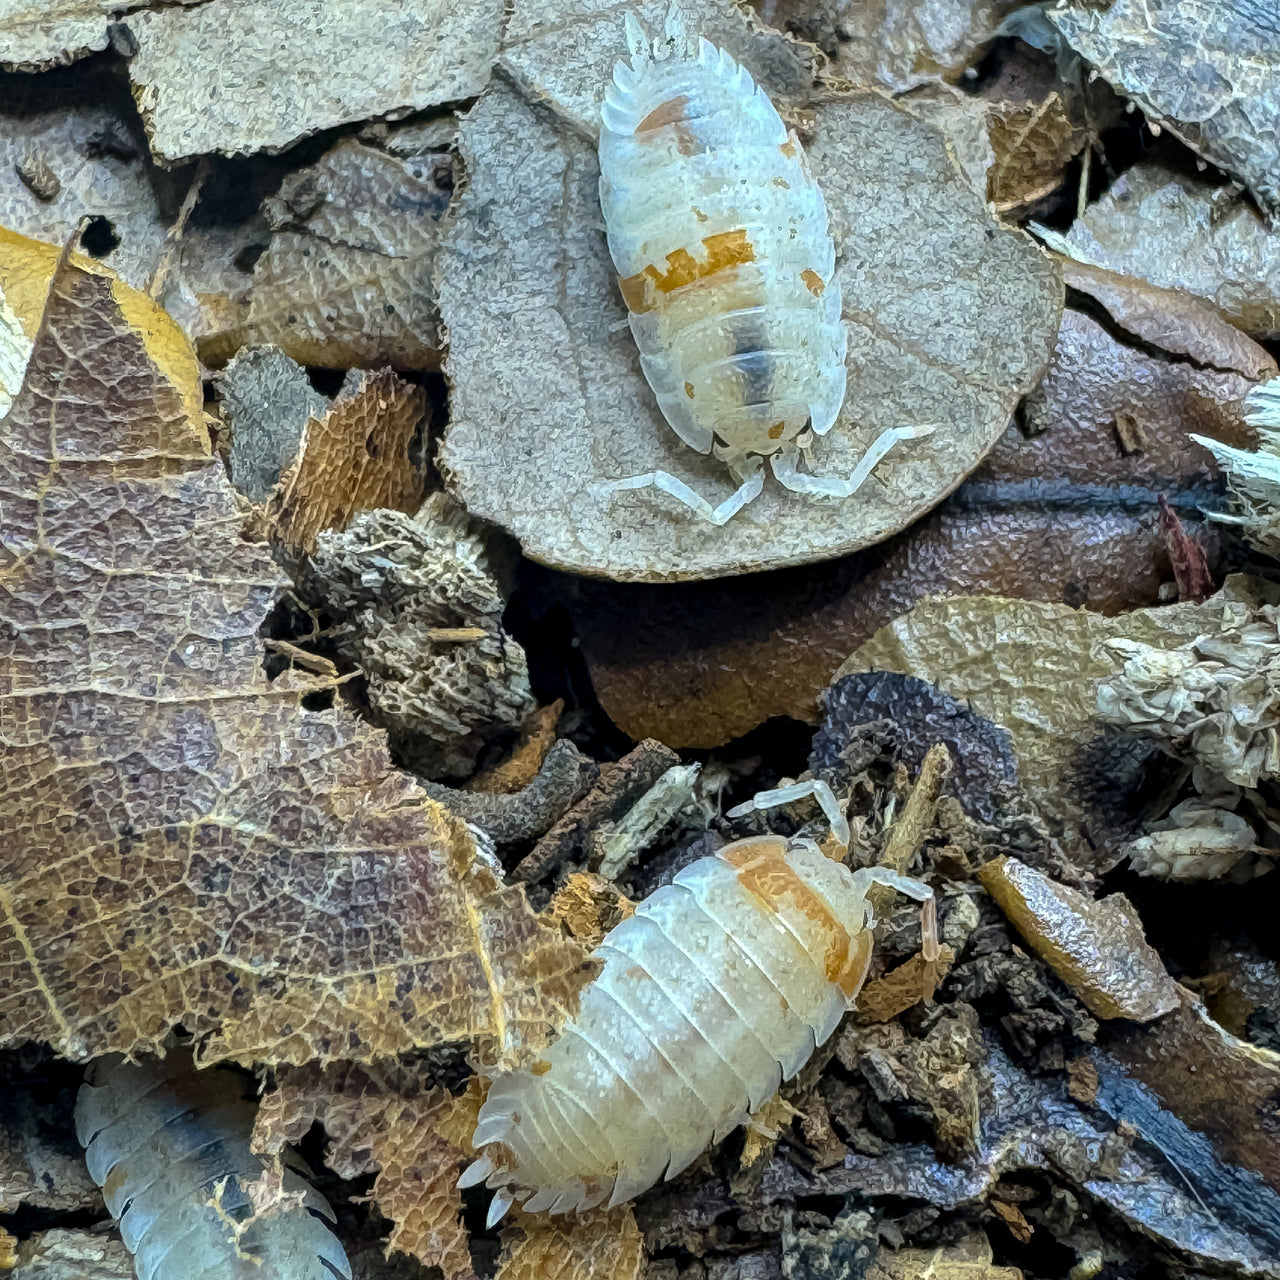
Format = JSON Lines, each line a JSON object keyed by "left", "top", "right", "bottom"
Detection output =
{"left": 597, "top": 11, "right": 933, "bottom": 525}
{"left": 462, "top": 781, "right": 937, "bottom": 1221}
{"left": 76, "top": 1050, "right": 351, "bottom": 1280}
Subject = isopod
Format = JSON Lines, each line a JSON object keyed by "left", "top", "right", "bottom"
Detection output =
{"left": 461, "top": 780, "right": 937, "bottom": 1221}
{"left": 597, "top": 11, "right": 933, "bottom": 524}
{"left": 76, "top": 1050, "right": 351, "bottom": 1280}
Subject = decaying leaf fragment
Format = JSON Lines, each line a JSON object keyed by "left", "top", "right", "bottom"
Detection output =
{"left": 303, "top": 497, "right": 537, "bottom": 779}
{"left": 978, "top": 857, "right": 1181, "bottom": 1021}
{"left": 200, "top": 136, "right": 454, "bottom": 370}
{"left": 125, "top": 0, "right": 501, "bottom": 163}
{"left": 1048, "top": 0, "right": 1280, "bottom": 214}
{"left": 439, "top": 76, "right": 1061, "bottom": 581}
{"left": 493, "top": 1206, "right": 644, "bottom": 1280}
{"left": 255, "top": 1065, "right": 482, "bottom": 1278}
{"left": 1059, "top": 164, "right": 1280, "bottom": 340}
{"left": 765, "top": 0, "right": 1022, "bottom": 94}
{"left": 866, "top": 1234, "right": 1022, "bottom": 1280}
{"left": 0, "top": 240, "right": 590, "bottom": 1069}
{"left": 76, "top": 1050, "right": 350, "bottom": 1280}
{"left": 268, "top": 366, "right": 427, "bottom": 560}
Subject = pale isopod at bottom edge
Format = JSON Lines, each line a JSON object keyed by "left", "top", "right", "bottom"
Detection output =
{"left": 461, "top": 829, "right": 936, "bottom": 1221}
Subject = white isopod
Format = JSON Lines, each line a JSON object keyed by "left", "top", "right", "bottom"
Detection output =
{"left": 598, "top": 11, "right": 933, "bottom": 525}
{"left": 462, "top": 782, "right": 938, "bottom": 1222}
{"left": 76, "top": 1050, "right": 351, "bottom": 1280}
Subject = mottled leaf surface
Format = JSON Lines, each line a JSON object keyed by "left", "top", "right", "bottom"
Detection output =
{"left": 127, "top": 0, "right": 502, "bottom": 162}
{"left": 0, "top": 249, "right": 589, "bottom": 1068}
{"left": 1049, "top": 0, "right": 1280, "bottom": 214}
{"left": 1061, "top": 165, "right": 1280, "bottom": 340}
{"left": 440, "top": 81, "right": 1061, "bottom": 581}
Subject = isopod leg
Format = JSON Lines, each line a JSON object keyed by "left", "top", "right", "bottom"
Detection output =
{"left": 726, "top": 779, "right": 850, "bottom": 852}
{"left": 771, "top": 425, "right": 936, "bottom": 498}
{"left": 604, "top": 457, "right": 764, "bottom": 525}
{"left": 850, "top": 867, "right": 941, "bottom": 964}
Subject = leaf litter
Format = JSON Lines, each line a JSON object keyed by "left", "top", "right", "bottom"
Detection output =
{"left": 3, "top": 3, "right": 1280, "bottom": 1278}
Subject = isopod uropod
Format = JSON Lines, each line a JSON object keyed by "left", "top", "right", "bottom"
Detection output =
{"left": 597, "top": 11, "right": 933, "bottom": 525}
{"left": 461, "top": 780, "right": 938, "bottom": 1222}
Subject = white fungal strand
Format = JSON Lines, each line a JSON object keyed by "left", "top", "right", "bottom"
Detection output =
{"left": 465, "top": 835, "right": 934, "bottom": 1217}
{"left": 598, "top": 20, "right": 846, "bottom": 463}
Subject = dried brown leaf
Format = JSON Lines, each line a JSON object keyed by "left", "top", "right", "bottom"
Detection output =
{"left": 0, "top": 243, "right": 590, "bottom": 1069}
{"left": 495, "top": 1205, "right": 644, "bottom": 1280}
{"left": 126, "top": 0, "right": 500, "bottom": 163}
{"left": 978, "top": 856, "right": 1181, "bottom": 1021}
{"left": 1059, "top": 259, "right": 1276, "bottom": 382}
{"left": 1049, "top": 0, "right": 1280, "bottom": 214}
{"left": 201, "top": 138, "right": 452, "bottom": 370}
{"left": 990, "top": 1200, "right": 1033, "bottom": 1244}
{"left": 439, "top": 80, "right": 1061, "bottom": 581}
{"left": 988, "top": 93, "right": 1087, "bottom": 213}
{"left": 1067, "top": 1055, "right": 1099, "bottom": 1105}
{"left": 257, "top": 1065, "right": 482, "bottom": 1278}
{"left": 1157, "top": 494, "right": 1214, "bottom": 602}
{"left": 857, "top": 947, "right": 956, "bottom": 1024}
{"left": 269, "top": 367, "right": 427, "bottom": 559}
{"left": 1061, "top": 164, "right": 1280, "bottom": 340}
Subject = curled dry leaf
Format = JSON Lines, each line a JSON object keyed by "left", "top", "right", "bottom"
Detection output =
{"left": 255, "top": 1065, "right": 483, "bottom": 1279}
{"left": 200, "top": 137, "right": 454, "bottom": 370}
{"left": 439, "top": 78, "right": 1061, "bottom": 581}
{"left": 494, "top": 1206, "right": 644, "bottom": 1280}
{"left": 1059, "top": 164, "right": 1280, "bottom": 340}
{"left": 125, "top": 0, "right": 501, "bottom": 163}
{"left": 268, "top": 367, "right": 428, "bottom": 561}
{"left": 1048, "top": 0, "right": 1280, "bottom": 215}
{"left": 837, "top": 593, "right": 1228, "bottom": 863}
{"left": 977, "top": 856, "right": 1181, "bottom": 1022}
{"left": 0, "top": 236, "right": 590, "bottom": 1069}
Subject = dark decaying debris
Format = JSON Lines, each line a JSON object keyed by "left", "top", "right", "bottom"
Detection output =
{"left": 811, "top": 673, "right": 1020, "bottom": 826}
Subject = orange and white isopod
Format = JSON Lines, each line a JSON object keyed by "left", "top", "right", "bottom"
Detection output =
{"left": 598, "top": 11, "right": 933, "bottom": 525}
{"left": 461, "top": 781, "right": 937, "bottom": 1222}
